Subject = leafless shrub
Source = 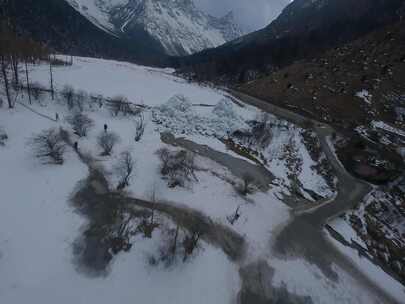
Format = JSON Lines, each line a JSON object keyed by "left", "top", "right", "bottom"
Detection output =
{"left": 148, "top": 222, "right": 203, "bottom": 268}
{"left": 182, "top": 229, "right": 202, "bottom": 262}
{"left": 134, "top": 113, "right": 146, "bottom": 142}
{"left": 226, "top": 206, "right": 241, "bottom": 225}
{"left": 75, "top": 90, "right": 88, "bottom": 112}
{"left": 251, "top": 113, "right": 273, "bottom": 148}
{"left": 66, "top": 112, "right": 94, "bottom": 137}
{"left": 114, "top": 151, "right": 135, "bottom": 190}
{"left": 29, "top": 128, "right": 66, "bottom": 164}
{"left": 49, "top": 56, "right": 71, "bottom": 66}
{"left": 91, "top": 94, "right": 104, "bottom": 108}
{"left": 60, "top": 85, "right": 75, "bottom": 109}
{"left": 109, "top": 95, "right": 130, "bottom": 116}
{"left": 236, "top": 173, "right": 255, "bottom": 195}
{"left": 138, "top": 184, "right": 159, "bottom": 238}
{"left": 30, "top": 82, "right": 47, "bottom": 102}
{"left": 156, "top": 148, "right": 197, "bottom": 188}
{"left": 0, "top": 127, "right": 8, "bottom": 146}
{"left": 97, "top": 131, "right": 120, "bottom": 156}
{"left": 148, "top": 226, "right": 180, "bottom": 268}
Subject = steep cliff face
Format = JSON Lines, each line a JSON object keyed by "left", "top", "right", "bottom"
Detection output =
{"left": 66, "top": 0, "right": 243, "bottom": 55}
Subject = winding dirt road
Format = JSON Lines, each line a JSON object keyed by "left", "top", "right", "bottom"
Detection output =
{"left": 229, "top": 90, "right": 401, "bottom": 304}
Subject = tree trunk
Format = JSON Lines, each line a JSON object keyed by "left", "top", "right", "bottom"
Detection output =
{"left": 11, "top": 56, "right": 19, "bottom": 87}
{"left": 25, "top": 60, "right": 31, "bottom": 104}
{"left": 49, "top": 59, "right": 54, "bottom": 100}
{"left": 1, "top": 56, "right": 12, "bottom": 109}
{"left": 172, "top": 225, "right": 179, "bottom": 256}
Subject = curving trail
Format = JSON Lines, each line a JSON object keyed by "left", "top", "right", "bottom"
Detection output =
{"left": 229, "top": 90, "right": 401, "bottom": 304}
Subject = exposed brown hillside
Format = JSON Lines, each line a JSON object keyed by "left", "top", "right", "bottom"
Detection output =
{"left": 240, "top": 20, "right": 405, "bottom": 283}
{"left": 239, "top": 20, "right": 405, "bottom": 132}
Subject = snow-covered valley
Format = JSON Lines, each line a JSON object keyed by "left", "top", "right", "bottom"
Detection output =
{"left": 1, "top": 56, "right": 404, "bottom": 304}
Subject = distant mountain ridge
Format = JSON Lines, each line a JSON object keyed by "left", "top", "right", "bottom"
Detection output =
{"left": 66, "top": 0, "right": 243, "bottom": 56}
{"left": 176, "top": 0, "right": 405, "bottom": 81}
{"left": 2, "top": 0, "right": 168, "bottom": 65}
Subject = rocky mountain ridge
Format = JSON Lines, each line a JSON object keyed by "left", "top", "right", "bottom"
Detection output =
{"left": 66, "top": 0, "right": 243, "bottom": 55}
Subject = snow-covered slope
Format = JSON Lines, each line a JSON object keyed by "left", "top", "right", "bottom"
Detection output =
{"left": 1, "top": 55, "right": 403, "bottom": 303}
{"left": 65, "top": 0, "right": 243, "bottom": 55}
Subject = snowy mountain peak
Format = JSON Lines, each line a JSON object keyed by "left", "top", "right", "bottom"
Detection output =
{"left": 65, "top": 0, "right": 243, "bottom": 56}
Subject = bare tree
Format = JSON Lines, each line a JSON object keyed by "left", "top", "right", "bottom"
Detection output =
{"left": 0, "top": 127, "right": 8, "bottom": 146}
{"left": 91, "top": 94, "right": 104, "bottom": 108}
{"left": 114, "top": 151, "right": 135, "bottom": 190}
{"left": 75, "top": 90, "right": 88, "bottom": 112}
{"left": 109, "top": 95, "right": 129, "bottom": 116}
{"left": 134, "top": 113, "right": 146, "bottom": 142}
{"left": 29, "top": 128, "right": 66, "bottom": 164}
{"left": 66, "top": 112, "right": 94, "bottom": 137}
{"left": 60, "top": 85, "right": 75, "bottom": 109}
{"left": 30, "top": 82, "right": 46, "bottom": 102}
{"left": 156, "top": 148, "right": 197, "bottom": 188}
{"left": 227, "top": 206, "right": 241, "bottom": 225}
{"left": 97, "top": 131, "right": 120, "bottom": 156}
{"left": 0, "top": 25, "right": 13, "bottom": 108}
{"left": 149, "top": 225, "right": 181, "bottom": 268}
{"left": 10, "top": 38, "right": 21, "bottom": 88}
{"left": 23, "top": 54, "right": 31, "bottom": 104}
{"left": 156, "top": 147, "right": 171, "bottom": 174}
{"left": 240, "top": 173, "right": 255, "bottom": 195}
{"left": 0, "top": 52, "right": 12, "bottom": 108}
{"left": 49, "top": 55, "right": 54, "bottom": 100}
{"left": 138, "top": 183, "right": 160, "bottom": 238}
{"left": 182, "top": 228, "right": 202, "bottom": 261}
{"left": 251, "top": 113, "right": 273, "bottom": 148}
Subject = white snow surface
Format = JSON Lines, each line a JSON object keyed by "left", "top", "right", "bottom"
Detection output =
{"left": 30, "top": 56, "right": 225, "bottom": 107}
{"left": 327, "top": 221, "right": 405, "bottom": 304}
{"left": 0, "top": 100, "right": 240, "bottom": 304}
{"left": 1, "top": 56, "right": 394, "bottom": 304}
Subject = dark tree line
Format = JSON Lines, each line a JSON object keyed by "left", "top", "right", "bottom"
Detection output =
{"left": 0, "top": 21, "right": 49, "bottom": 108}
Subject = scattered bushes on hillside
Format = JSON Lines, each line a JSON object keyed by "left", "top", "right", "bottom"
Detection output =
{"left": 97, "top": 131, "right": 120, "bottom": 156}
{"left": 156, "top": 148, "right": 197, "bottom": 188}
{"left": 29, "top": 128, "right": 66, "bottom": 164}
{"left": 66, "top": 112, "right": 94, "bottom": 137}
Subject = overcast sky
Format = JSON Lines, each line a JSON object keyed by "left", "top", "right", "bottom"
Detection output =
{"left": 194, "top": 0, "right": 291, "bottom": 32}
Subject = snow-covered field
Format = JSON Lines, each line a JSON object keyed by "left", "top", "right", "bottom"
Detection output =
{"left": 1, "top": 56, "right": 401, "bottom": 303}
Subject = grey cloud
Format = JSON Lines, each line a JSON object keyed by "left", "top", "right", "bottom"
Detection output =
{"left": 194, "top": 0, "right": 291, "bottom": 32}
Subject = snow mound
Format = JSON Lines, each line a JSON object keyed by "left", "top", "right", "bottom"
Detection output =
{"left": 152, "top": 95, "right": 248, "bottom": 137}
{"left": 160, "top": 94, "right": 193, "bottom": 115}
{"left": 212, "top": 99, "right": 237, "bottom": 119}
